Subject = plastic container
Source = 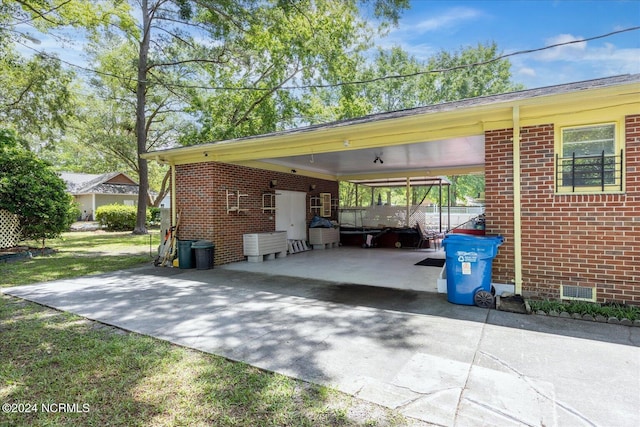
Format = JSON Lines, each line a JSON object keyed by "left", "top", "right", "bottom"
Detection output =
{"left": 177, "top": 239, "right": 197, "bottom": 269}
{"left": 442, "top": 234, "right": 504, "bottom": 307}
{"left": 192, "top": 240, "right": 215, "bottom": 270}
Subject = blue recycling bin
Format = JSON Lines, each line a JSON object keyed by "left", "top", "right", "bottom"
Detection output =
{"left": 442, "top": 234, "right": 504, "bottom": 307}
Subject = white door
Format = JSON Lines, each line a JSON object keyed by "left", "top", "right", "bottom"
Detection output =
{"left": 275, "top": 190, "right": 307, "bottom": 240}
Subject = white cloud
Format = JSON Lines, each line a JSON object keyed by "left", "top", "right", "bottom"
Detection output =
{"left": 536, "top": 33, "right": 587, "bottom": 61}
{"left": 517, "top": 67, "right": 536, "bottom": 77}
{"left": 512, "top": 38, "right": 640, "bottom": 88}
{"left": 535, "top": 34, "right": 640, "bottom": 72}
{"left": 414, "top": 7, "right": 483, "bottom": 33}
{"left": 376, "top": 6, "right": 484, "bottom": 62}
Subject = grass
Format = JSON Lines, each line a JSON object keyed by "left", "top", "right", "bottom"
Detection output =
{"left": 0, "top": 231, "right": 412, "bottom": 426}
{"left": 1, "top": 231, "right": 156, "bottom": 288}
{"left": 529, "top": 299, "right": 640, "bottom": 321}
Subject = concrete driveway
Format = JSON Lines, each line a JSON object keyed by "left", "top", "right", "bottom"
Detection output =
{"left": 3, "top": 265, "right": 639, "bottom": 426}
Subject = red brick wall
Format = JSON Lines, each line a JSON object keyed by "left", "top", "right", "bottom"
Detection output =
{"left": 485, "top": 115, "right": 640, "bottom": 305}
{"left": 484, "top": 128, "right": 515, "bottom": 286}
{"left": 175, "top": 162, "right": 338, "bottom": 265}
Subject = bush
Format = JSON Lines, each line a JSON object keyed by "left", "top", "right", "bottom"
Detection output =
{"left": 529, "top": 299, "right": 639, "bottom": 321}
{"left": 148, "top": 207, "right": 161, "bottom": 224}
{"left": 0, "top": 130, "right": 77, "bottom": 247}
{"left": 96, "top": 205, "right": 151, "bottom": 231}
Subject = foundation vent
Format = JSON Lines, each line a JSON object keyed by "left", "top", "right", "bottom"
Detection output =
{"left": 560, "top": 285, "right": 596, "bottom": 302}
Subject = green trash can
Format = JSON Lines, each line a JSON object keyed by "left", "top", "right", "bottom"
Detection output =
{"left": 192, "top": 240, "right": 215, "bottom": 270}
{"left": 177, "top": 239, "right": 197, "bottom": 269}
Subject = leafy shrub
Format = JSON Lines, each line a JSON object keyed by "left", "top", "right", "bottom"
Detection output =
{"left": 96, "top": 204, "right": 151, "bottom": 231}
{"left": 529, "top": 299, "right": 639, "bottom": 321}
{"left": 0, "top": 130, "right": 77, "bottom": 246}
{"left": 148, "top": 207, "right": 161, "bottom": 224}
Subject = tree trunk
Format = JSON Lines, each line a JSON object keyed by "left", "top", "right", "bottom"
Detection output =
{"left": 150, "top": 169, "right": 171, "bottom": 207}
{"left": 133, "top": 0, "right": 151, "bottom": 235}
{"left": 449, "top": 176, "right": 459, "bottom": 207}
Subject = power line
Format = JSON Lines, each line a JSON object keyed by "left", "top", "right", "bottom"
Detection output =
{"left": 292, "top": 26, "right": 640, "bottom": 90}
{"left": 10, "top": 25, "right": 640, "bottom": 92}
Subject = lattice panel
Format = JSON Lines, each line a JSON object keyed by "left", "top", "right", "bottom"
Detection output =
{"left": 0, "top": 209, "right": 20, "bottom": 249}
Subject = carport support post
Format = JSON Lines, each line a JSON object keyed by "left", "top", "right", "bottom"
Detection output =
{"left": 406, "top": 177, "right": 410, "bottom": 227}
{"left": 439, "top": 179, "right": 442, "bottom": 233}
{"left": 171, "top": 161, "right": 177, "bottom": 226}
{"left": 512, "top": 106, "right": 523, "bottom": 295}
{"left": 447, "top": 182, "right": 450, "bottom": 232}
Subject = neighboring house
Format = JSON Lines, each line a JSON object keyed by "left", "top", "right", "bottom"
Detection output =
{"left": 60, "top": 172, "right": 140, "bottom": 220}
{"left": 143, "top": 74, "right": 640, "bottom": 305}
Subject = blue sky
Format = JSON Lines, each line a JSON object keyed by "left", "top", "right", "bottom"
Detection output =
{"left": 383, "top": 0, "right": 640, "bottom": 88}
{"left": 15, "top": 0, "right": 640, "bottom": 90}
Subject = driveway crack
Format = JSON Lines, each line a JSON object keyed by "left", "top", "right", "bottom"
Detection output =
{"left": 478, "top": 350, "right": 597, "bottom": 427}
{"left": 453, "top": 308, "right": 490, "bottom": 423}
{"left": 463, "top": 396, "right": 538, "bottom": 427}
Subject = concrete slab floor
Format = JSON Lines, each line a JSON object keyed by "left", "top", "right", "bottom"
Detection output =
{"left": 3, "top": 265, "right": 639, "bottom": 426}
{"left": 221, "top": 246, "right": 446, "bottom": 293}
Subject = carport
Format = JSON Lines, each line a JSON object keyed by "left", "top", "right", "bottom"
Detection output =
{"left": 144, "top": 106, "right": 487, "bottom": 291}
{"left": 142, "top": 91, "right": 521, "bottom": 292}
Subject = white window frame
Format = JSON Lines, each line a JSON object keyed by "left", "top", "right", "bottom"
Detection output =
{"left": 555, "top": 121, "right": 624, "bottom": 194}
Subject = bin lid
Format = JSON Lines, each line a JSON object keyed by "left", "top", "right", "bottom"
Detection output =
{"left": 191, "top": 240, "right": 214, "bottom": 249}
{"left": 443, "top": 234, "right": 504, "bottom": 246}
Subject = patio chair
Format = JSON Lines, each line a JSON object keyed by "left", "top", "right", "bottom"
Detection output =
{"left": 416, "top": 222, "right": 443, "bottom": 250}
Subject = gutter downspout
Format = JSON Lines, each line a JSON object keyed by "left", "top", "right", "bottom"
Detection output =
{"left": 512, "top": 106, "right": 523, "bottom": 295}
{"left": 170, "top": 161, "right": 177, "bottom": 227}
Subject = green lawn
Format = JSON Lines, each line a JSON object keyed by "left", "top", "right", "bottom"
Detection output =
{"left": 0, "top": 231, "right": 411, "bottom": 426}
{"left": 1, "top": 231, "right": 155, "bottom": 288}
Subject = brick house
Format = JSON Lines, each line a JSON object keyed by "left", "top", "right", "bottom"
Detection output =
{"left": 144, "top": 74, "right": 640, "bottom": 305}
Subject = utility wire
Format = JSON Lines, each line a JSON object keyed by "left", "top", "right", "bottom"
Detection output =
{"left": 10, "top": 25, "right": 640, "bottom": 92}
{"left": 296, "top": 26, "right": 640, "bottom": 89}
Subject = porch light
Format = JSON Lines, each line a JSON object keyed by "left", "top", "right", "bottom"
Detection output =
{"left": 269, "top": 179, "right": 277, "bottom": 188}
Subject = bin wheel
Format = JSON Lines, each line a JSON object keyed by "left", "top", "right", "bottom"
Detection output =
{"left": 474, "top": 290, "right": 494, "bottom": 308}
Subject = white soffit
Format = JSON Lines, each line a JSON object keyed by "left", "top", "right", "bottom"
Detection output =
{"left": 260, "top": 135, "right": 485, "bottom": 177}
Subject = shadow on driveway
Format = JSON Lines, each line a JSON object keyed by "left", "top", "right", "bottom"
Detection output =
{"left": 3, "top": 264, "right": 639, "bottom": 426}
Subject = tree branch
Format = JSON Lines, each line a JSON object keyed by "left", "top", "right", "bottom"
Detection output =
{"left": 147, "top": 55, "right": 228, "bottom": 70}
{"left": 14, "top": 0, "right": 72, "bottom": 27}
{"left": 234, "top": 63, "right": 301, "bottom": 126}
{"left": 3, "top": 79, "right": 36, "bottom": 109}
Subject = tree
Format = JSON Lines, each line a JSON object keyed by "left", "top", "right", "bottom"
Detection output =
{"left": 0, "top": 37, "right": 74, "bottom": 146}
{"left": 184, "top": 1, "right": 383, "bottom": 142}
{"left": 356, "top": 46, "right": 427, "bottom": 114}
{"left": 0, "top": 130, "right": 77, "bottom": 248}
{"left": 309, "top": 42, "right": 525, "bottom": 123}
{"left": 82, "top": 0, "right": 409, "bottom": 234}
{"left": 335, "top": 43, "right": 522, "bottom": 206}
{"left": 0, "top": 0, "right": 131, "bottom": 146}
{"left": 426, "top": 42, "right": 525, "bottom": 102}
